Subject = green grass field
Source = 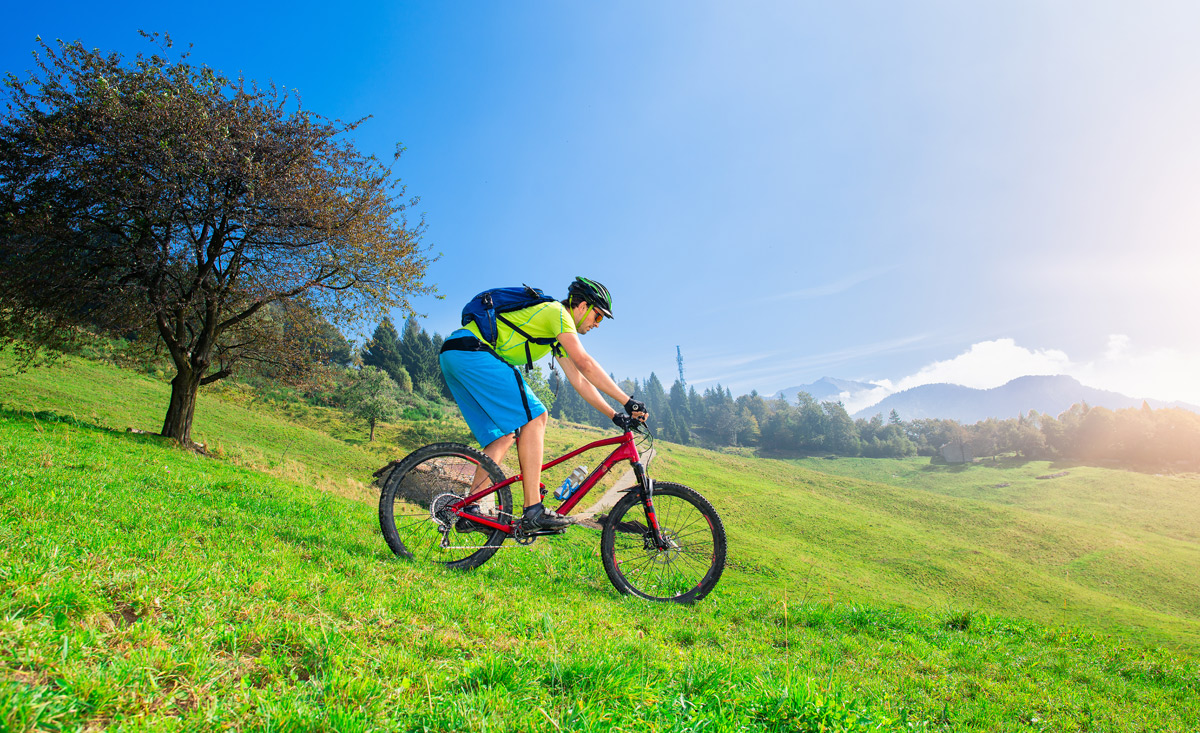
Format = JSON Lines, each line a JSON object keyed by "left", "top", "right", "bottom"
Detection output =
{"left": 1, "top": 353, "right": 1199, "bottom": 730}
{"left": 775, "top": 455, "right": 1200, "bottom": 647}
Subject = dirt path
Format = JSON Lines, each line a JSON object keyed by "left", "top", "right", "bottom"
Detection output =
{"left": 572, "top": 448, "right": 654, "bottom": 529}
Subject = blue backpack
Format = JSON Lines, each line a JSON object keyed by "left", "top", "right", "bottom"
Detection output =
{"left": 461, "top": 285, "right": 562, "bottom": 370}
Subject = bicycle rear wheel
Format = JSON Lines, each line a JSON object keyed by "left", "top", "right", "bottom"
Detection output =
{"left": 600, "top": 482, "right": 726, "bottom": 603}
{"left": 378, "top": 442, "right": 513, "bottom": 570}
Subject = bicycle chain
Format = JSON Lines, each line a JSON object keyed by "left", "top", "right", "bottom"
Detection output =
{"left": 434, "top": 506, "right": 536, "bottom": 551}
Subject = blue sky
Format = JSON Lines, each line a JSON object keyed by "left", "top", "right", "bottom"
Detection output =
{"left": 5, "top": 2, "right": 1200, "bottom": 407}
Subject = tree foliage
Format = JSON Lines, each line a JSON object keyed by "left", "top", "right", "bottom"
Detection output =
{"left": 342, "top": 366, "right": 402, "bottom": 441}
{"left": 399, "top": 315, "right": 438, "bottom": 397}
{"left": 361, "top": 318, "right": 408, "bottom": 389}
{"left": 523, "top": 364, "right": 555, "bottom": 414}
{"left": 0, "top": 34, "right": 431, "bottom": 445}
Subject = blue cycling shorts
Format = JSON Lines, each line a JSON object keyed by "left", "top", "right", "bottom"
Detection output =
{"left": 439, "top": 329, "right": 547, "bottom": 448}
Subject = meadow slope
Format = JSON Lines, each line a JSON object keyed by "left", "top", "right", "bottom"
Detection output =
{"left": 2, "top": 354, "right": 1198, "bottom": 650}
{"left": 1, "top": 353, "right": 1198, "bottom": 729}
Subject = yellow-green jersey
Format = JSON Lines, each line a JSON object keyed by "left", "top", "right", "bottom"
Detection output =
{"left": 462, "top": 301, "right": 576, "bottom": 366}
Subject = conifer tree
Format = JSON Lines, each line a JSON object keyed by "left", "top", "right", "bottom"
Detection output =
{"left": 669, "top": 380, "right": 691, "bottom": 425}
{"left": 399, "top": 316, "right": 436, "bottom": 390}
{"left": 644, "top": 373, "right": 668, "bottom": 416}
{"left": 689, "top": 386, "right": 706, "bottom": 426}
{"left": 549, "top": 370, "right": 591, "bottom": 423}
{"left": 430, "top": 333, "right": 452, "bottom": 398}
{"left": 361, "top": 319, "right": 408, "bottom": 388}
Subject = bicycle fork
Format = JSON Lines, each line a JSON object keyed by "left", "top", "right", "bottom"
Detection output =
{"left": 628, "top": 461, "right": 672, "bottom": 551}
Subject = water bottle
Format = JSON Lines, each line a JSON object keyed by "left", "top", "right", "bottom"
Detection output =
{"left": 554, "top": 465, "right": 589, "bottom": 500}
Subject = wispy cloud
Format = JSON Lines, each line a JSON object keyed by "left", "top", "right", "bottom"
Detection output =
{"left": 765, "top": 266, "right": 898, "bottom": 302}
{"left": 688, "top": 333, "right": 929, "bottom": 390}
{"left": 685, "top": 351, "right": 778, "bottom": 373}
{"left": 697, "top": 266, "right": 897, "bottom": 316}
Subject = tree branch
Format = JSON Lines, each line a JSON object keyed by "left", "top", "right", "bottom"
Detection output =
{"left": 199, "top": 368, "right": 232, "bottom": 385}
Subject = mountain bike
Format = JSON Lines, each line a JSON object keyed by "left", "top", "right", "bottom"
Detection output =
{"left": 377, "top": 424, "right": 726, "bottom": 603}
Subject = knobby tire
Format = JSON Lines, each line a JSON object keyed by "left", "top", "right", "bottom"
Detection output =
{"left": 600, "top": 482, "right": 726, "bottom": 603}
{"left": 378, "top": 442, "right": 512, "bottom": 570}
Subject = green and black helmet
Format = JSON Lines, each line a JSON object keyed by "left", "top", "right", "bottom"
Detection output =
{"left": 567, "top": 276, "right": 614, "bottom": 319}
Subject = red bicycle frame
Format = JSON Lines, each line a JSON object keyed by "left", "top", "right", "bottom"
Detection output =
{"left": 447, "top": 430, "right": 662, "bottom": 539}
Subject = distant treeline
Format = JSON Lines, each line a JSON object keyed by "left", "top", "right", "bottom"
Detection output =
{"left": 547, "top": 372, "right": 918, "bottom": 457}
{"left": 353, "top": 318, "right": 1200, "bottom": 467}
{"left": 355, "top": 316, "right": 558, "bottom": 407}
{"left": 549, "top": 370, "right": 1200, "bottom": 467}
{"left": 952, "top": 403, "right": 1200, "bottom": 466}
{"left": 358, "top": 316, "right": 449, "bottom": 399}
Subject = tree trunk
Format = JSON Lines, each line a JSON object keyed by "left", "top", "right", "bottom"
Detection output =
{"left": 162, "top": 370, "right": 203, "bottom": 446}
{"left": 369, "top": 417, "right": 376, "bottom": 442}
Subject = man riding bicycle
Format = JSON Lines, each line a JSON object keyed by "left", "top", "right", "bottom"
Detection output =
{"left": 439, "top": 277, "right": 647, "bottom": 533}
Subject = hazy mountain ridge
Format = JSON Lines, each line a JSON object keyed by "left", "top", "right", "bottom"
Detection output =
{"left": 850, "top": 374, "right": 1200, "bottom": 422}
{"left": 772, "top": 377, "right": 879, "bottom": 404}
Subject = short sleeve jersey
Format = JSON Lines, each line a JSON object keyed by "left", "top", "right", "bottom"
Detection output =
{"left": 463, "top": 301, "right": 576, "bottom": 366}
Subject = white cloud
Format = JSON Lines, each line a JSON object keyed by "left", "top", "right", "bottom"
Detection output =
{"left": 1075, "top": 338, "right": 1200, "bottom": 405}
{"left": 893, "top": 339, "right": 1072, "bottom": 392}
{"left": 1104, "top": 334, "right": 1131, "bottom": 360}
{"left": 839, "top": 385, "right": 894, "bottom": 414}
{"left": 851, "top": 336, "right": 1200, "bottom": 412}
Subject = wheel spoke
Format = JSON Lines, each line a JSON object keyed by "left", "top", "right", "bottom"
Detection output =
{"left": 379, "top": 444, "right": 512, "bottom": 570}
{"left": 601, "top": 484, "right": 726, "bottom": 602}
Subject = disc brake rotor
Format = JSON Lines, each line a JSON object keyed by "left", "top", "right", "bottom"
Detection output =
{"left": 644, "top": 527, "right": 682, "bottom": 564}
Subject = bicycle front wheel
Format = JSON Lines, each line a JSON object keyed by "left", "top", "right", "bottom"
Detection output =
{"left": 378, "top": 442, "right": 513, "bottom": 570}
{"left": 600, "top": 482, "right": 726, "bottom": 603}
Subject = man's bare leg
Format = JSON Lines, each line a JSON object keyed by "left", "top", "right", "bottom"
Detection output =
{"left": 469, "top": 414, "right": 551, "bottom": 521}
{"left": 473, "top": 413, "right": 547, "bottom": 507}
{"left": 476, "top": 433, "right": 515, "bottom": 492}
{"left": 516, "top": 412, "right": 548, "bottom": 508}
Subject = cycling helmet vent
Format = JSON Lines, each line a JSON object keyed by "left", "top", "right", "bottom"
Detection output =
{"left": 567, "top": 276, "right": 614, "bottom": 318}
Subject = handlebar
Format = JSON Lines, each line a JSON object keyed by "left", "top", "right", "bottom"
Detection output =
{"left": 622, "top": 416, "right": 651, "bottom": 437}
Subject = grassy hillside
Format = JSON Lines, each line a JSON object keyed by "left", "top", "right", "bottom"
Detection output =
{"left": 3, "top": 407, "right": 1199, "bottom": 731}
{"left": 0, "top": 353, "right": 469, "bottom": 497}
{"left": 3, "top": 354, "right": 1199, "bottom": 650}
{"left": 773, "top": 455, "right": 1200, "bottom": 647}
{"left": 785, "top": 455, "right": 1200, "bottom": 546}
{"left": 2, "top": 353, "right": 1199, "bottom": 729}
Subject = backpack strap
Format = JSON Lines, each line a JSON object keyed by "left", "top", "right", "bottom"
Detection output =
{"left": 496, "top": 314, "right": 562, "bottom": 373}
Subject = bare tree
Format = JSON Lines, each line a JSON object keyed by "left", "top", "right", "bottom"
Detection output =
{"left": 0, "top": 33, "right": 432, "bottom": 445}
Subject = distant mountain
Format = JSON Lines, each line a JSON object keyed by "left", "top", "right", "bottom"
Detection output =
{"left": 851, "top": 374, "right": 1200, "bottom": 423}
{"left": 772, "top": 377, "right": 880, "bottom": 405}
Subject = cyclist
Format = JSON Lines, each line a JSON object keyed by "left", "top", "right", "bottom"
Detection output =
{"left": 439, "top": 277, "right": 647, "bottom": 532}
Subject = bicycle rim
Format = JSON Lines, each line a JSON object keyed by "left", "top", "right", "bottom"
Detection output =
{"left": 379, "top": 443, "right": 512, "bottom": 570}
{"left": 601, "top": 482, "right": 726, "bottom": 603}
